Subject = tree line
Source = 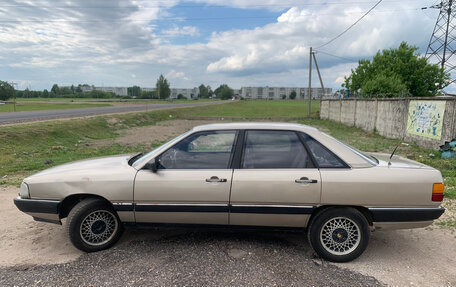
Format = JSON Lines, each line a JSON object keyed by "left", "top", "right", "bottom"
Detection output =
{"left": 0, "top": 74, "right": 235, "bottom": 101}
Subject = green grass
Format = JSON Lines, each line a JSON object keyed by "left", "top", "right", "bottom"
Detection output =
{"left": 0, "top": 102, "right": 110, "bottom": 112}
{"left": 172, "top": 100, "right": 320, "bottom": 118}
{"left": 16, "top": 98, "right": 219, "bottom": 103}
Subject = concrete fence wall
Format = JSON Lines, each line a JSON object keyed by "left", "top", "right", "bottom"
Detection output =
{"left": 320, "top": 98, "right": 456, "bottom": 149}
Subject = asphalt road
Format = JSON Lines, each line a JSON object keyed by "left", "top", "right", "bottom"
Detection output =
{"left": 0, "top": 101, "right": 227, "bottom": 125}
{"left": 0, "top": 230, "right": 382, "bottom": 287}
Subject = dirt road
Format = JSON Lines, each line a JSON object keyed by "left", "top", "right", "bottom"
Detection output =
{"left": 1, "top": 186, "right": 455, "bottom": 286}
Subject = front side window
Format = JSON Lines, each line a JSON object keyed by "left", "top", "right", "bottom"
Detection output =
{"left": 242, "top": 130, "right": 313, "bottom": 169}
{"left": 159, "top": 131, "right": 236, "bottom": 169}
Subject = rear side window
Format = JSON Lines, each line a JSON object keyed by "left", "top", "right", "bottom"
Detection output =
{"left": 242, "top": 130, "right": 313, "bottom": 169}
{"left": 302, "top": 134, "right": 347, "bottom": 168}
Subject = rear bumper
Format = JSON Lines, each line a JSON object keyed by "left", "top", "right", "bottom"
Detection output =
{"left": 369, "top": 206, "right": 445, "bottom": 230}
{"left": 369, "top": 206, "right": 445, "bottom": 222}
{"left": 14, "top": 196, "right": 61, "bottom": 224}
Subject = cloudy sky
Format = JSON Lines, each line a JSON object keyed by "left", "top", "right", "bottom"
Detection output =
{"left": 0, "top": 0, "right": 448, "bottom": 91}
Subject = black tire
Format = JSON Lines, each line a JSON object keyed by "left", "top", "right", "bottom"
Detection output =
{"left": 308, "top": 207, "right": 370, "bottom": 262}
{"left": 67, "top": 198, "right": 123, "bottom": 252}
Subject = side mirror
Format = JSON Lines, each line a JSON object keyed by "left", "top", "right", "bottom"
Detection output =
{"left": 145, "top": 158, "right": 160, "bottom": 173}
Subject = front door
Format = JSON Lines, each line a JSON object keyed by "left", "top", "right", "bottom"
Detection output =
{"left": 134, "top": 130, "right": 237, "bottom": 225}
{"left": 230, "top": 130, "right": 321, "bottom": 227}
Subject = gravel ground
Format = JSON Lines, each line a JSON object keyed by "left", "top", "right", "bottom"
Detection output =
{"left": 0, "top": 230, "right": 382, "bottom": 287}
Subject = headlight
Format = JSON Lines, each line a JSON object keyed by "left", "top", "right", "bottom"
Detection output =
{"left": 19, "top": 182, "right": 30, "bottom": 198}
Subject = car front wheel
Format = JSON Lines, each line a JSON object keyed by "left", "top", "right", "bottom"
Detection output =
{"left": 308, "top": 207, "right": 370, "bottom": 262}
{"left": 67, "top": 198, "right": 123, "bottom": 252}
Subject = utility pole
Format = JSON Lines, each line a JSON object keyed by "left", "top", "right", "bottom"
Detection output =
{"left": 10, "top": 82, "right": 17, "bottom": 112}
{"left": 424, "top": 0, "right": 456, "bottom": 85}
{"left": 307, "top": 48, "right": 327, "bottom": 117}
{"left": 312, "top": 52, "right": 326, "bottom": 103}
{"left": 307, "top": 47, "right": 312, "bottom": 117}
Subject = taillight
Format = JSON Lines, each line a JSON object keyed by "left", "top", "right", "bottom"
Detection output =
{"left": 432, "top": 183, "right": 445, "bottom": 202}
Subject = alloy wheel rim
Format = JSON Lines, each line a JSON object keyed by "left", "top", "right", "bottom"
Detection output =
{"left": 320, "top": 217, "right": 361, "bottom": 256}
{"left": 80, "top": 210, "right": 118, "bottom": 246}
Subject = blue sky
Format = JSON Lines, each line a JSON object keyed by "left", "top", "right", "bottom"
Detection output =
{"left": 0, "top": 0, "right": 451, "bottom": 92}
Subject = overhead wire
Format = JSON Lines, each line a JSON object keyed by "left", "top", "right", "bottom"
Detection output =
{"left": 314, "top": 50, "right": 358, "bottom": 62}
{"left": 0, "top": 7, "right": 423, "bottom": 23}
{"left": 0, "top": 0, "right": 418, "bottom": 8}
{"left": 315, "top": 0, "right": 383, "bottom": 49}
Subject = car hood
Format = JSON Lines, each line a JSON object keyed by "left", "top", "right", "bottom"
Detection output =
{"left": 25, "top": 155, "right": 134, "bottom": 181}
{"left": 367, "top": 152, "right": 433, "bottom": 169}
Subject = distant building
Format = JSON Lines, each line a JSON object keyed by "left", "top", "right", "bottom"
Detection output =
{"left": 170, "top": 88, "right": 199, "bottom": 99}
{"left": 240, "top": 87, "right": 333, "bottom": 100}
{"left": 94, "top": 87, "right": 128, "bottom": 96}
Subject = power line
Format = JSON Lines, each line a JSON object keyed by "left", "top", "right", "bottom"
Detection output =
{"left": 316, "top": 0, "right": 383, "bottom": 49}
{"left": 314, "top": 50, "right": 358, "bottom": 62}
{"left": 0, "top": 8, "right": 423, "bottom": 23}
{"left": 0, "top": 0, "right": 415, "bottom": 9}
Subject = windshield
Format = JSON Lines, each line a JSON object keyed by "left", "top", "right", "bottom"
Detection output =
{"left": 131, "top": 131, "right": 191, "bottom": 168}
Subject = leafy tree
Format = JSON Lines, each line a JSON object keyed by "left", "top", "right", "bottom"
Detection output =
{"left": 127, "top": 86, "right": 141, "bottom": 98}
{"left": 141, "top": 90, "right": 156, "bottom": 99}
{"left": 289, "top": 91, "right": 297, "bottom": 99}
{"left": 0, "top": 81, "right": 14, "bottom": 101}
{"left": 75, "top": 85, "right": 83, "bottom": 93}
{"left": 43, "top": 89, "right": 49, "bottom": 98}
{"left": 207, "top": 85, "right": 213, "bottom": 98}
{"left": 59, "top": 86, "right": 72, "bottom": 95}
{"left": 214, "top": 84, "right": 233, "bottom": 100}
{"left": 51, "top": 84, "right": 60, "bottom": 95}
{"left": 343, "top": 42, "right": 449, "bottom": 97}
{"left": 177, "top": 94, "right": 187, "bottom": 100}
{"left": 198, "top": 84, "right": 209, "bottom": 98}
{"left": 156, "top": 74, "right": 171, "bottom": 99}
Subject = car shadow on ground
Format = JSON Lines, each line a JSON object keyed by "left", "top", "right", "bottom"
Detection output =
{"left": 0, "top": 227, "right": 383, "bottom": 287}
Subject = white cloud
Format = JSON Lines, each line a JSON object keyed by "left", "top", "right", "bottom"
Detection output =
{"left": 0, "top": 0, "right": 442, "bottom": 92}
{"left": 162, "top": 25, "right": 200, "bottom": 37}
{"left": 166, "top": 70, "right": 190, "bottom": 81}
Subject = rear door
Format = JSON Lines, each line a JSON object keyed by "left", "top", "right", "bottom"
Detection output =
{"left": 229, "top": 130, "right": 321, "bottom": 227}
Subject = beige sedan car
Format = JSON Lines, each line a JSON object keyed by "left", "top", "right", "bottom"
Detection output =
{"left": 14, "top": 123, "right": 445, "bottom": 262}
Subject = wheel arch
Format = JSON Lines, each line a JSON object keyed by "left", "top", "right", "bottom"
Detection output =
{"left": 59, "top": 194, "right": 113, "bottom": 219}
{"left": 308, "top": 205, "right": 374, "bottom": 228}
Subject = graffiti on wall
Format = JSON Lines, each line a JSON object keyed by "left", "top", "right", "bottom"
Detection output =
{"left": 407, "top": 101, "right": 446, "bottom": 140}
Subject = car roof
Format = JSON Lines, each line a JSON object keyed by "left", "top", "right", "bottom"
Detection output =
{"left": 191, "top": 122, "right": 319, "bottom": 132}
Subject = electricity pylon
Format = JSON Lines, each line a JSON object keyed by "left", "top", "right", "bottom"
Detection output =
{"left": 424, "top": 0, "right": 456, "bottom": 85}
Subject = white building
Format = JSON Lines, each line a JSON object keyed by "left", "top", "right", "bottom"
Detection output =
{"left": 94, "top": 87, "right": 128, "bottom": 96}
{"left": 170, "top": 88, "right": 199, "bottom": 99}
{"left": 240, "top": 87, "right": 333, "bottom": 100}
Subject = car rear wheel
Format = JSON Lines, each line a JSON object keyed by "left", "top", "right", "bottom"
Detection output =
{"left": 67, "top": 198, "right": 123, "bottom": 252}
{"left": 308, "top": 207, "right": 370, "bottom": 262}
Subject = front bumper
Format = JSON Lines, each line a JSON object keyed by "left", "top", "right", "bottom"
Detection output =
{"left": 14, "top": 196, "right": 61, "bottom": 224}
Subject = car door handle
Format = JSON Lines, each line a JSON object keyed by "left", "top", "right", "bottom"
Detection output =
{"left": 205, "top": 176, "right": 227, "bottom": 183}
{"left": 295, "top": 177, "right": 318, "bottom": 184}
